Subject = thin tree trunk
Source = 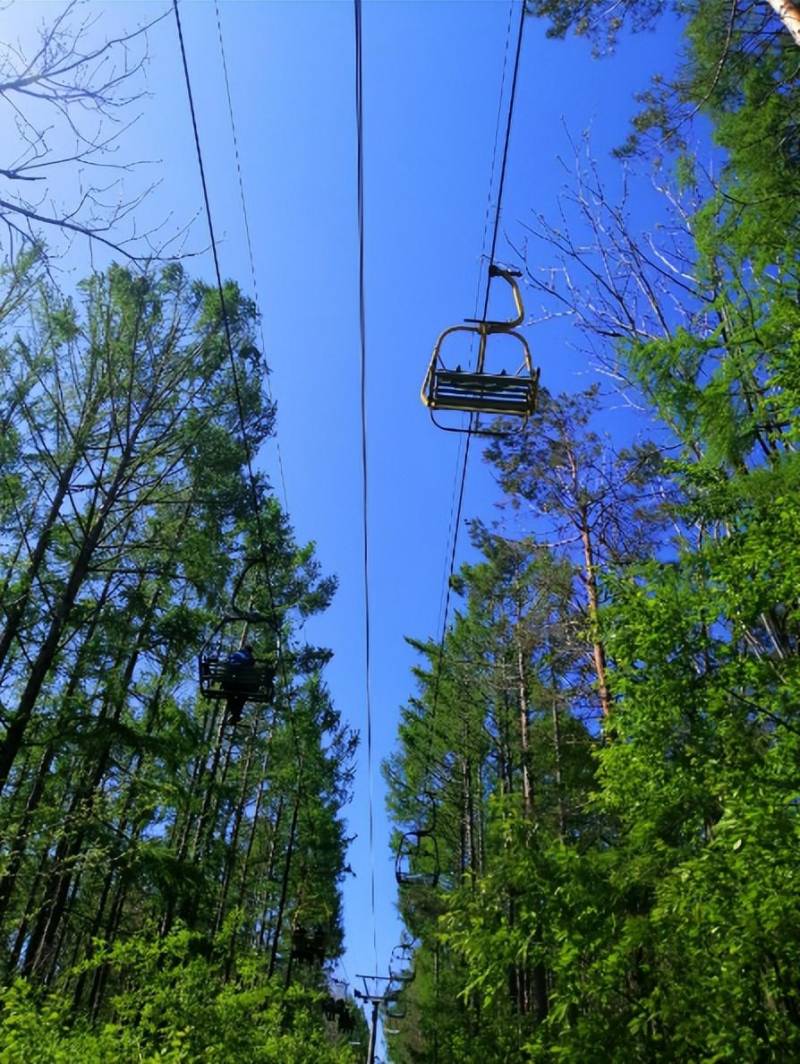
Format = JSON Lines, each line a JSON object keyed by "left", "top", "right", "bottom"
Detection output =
{"left": 268, "top": 794, "right": 300, "bottom": 978}
{"left": 89, "top": 874, "right": 128, "bottom": 1020}
{"left": 0, "top": 458, "right": 81, "bottom": 672}
{"left": 161, "top": 708, "right": 227, "bottom": 938}
{"left": 22, "top": 585, "right": 165, "bottom": 978}
{"left": 214, "top": 727, "right": 256, "bottom": 935}
{"left": 0, "top": 570, "right": 118, "bottom": 921}
{"left": 516, "top": 630, "right": 533, "bottom": 817}
{"left": 466, "top": 756, "right": 478, "bottom": 887}
{"left": 0, "top": 444, "right": 136, "bottom": 795}
{"left": 551, "top": 686, "right": 566, "bottom": 840}
{"left": 257, "top": 796, "right": 284, "bottom": 949}
{"left": 235, "top": 739, "right": 273, "bottom": 912}
{"left": 579, "top": 505, "right": 611, "bottom": 719}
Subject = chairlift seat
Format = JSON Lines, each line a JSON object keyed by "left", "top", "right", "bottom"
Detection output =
{"left": 384, "top": 999, "right": 407, "bottom": 1021}
{"left": 431, "top": 369, "right": 537, "bottom": 416}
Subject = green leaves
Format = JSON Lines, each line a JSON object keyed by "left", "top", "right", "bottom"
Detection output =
{"left": 0, "top": 930, "right": 359, "bottom": 1063}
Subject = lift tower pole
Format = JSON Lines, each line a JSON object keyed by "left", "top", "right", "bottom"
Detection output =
{"left": 366, "top": 998, "right": 379, "bottom": 1064}
{"left": 355, "top": 974, "right": 399, "bottom": 1064}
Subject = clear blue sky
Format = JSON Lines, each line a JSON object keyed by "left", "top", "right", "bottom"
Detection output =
{"left": 5, "top": 0, "right": 684, "bottom": 1033}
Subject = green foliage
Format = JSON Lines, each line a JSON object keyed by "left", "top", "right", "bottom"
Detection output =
{"left": 387, "top": 5, "right": 800, "bottom": 1059}
{"left": 0, "top": 260, "right": 356, "bottom": 1050}
{"left": 524, "top": 0, "right": 667, "bottom": 53}
{"left": 0, "top": 930, "right": 357, "bottom": 1063}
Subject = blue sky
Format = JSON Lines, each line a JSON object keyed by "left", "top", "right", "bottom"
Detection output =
{"left": 4, "top": 0, "right": 685, "bottom": 1037}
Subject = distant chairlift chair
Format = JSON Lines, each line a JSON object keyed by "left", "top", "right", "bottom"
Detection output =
{"left": 389, "top": 942, "right": 416, "bottom": 988}
{"left": 198, "top": 561, "right": 277, "bottom": 723}
{"left": 420, "top": 264, "right": 540, "bottom": 433}
{"left": 394, "top": 828, "right": 440, "bottom": 889}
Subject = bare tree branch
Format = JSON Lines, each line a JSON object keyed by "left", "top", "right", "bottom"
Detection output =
{"left": 0, "top": 1, "right": 179, "bottom": 263}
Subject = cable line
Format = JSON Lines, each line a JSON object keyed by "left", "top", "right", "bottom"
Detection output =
{"left": 172, "top": 0, "right": 300, "bottom": 752}
{"left": 482, "top": 0, "right": 526, "bottom": 316}
{"left": 213, "top": 2, "right": 337, "bottom": 793}
{"left": 353, "top": 0, "right": 378, "bottom": 975}
{"left": 173, "top": 2, "right": 333, "bottom": 991}
{"left": 475, "top": 0, "right": 518, "bottom": 321}
{"left": 213, "top": 0, "right": 290, "bottom": 513}
{"left": 431, "top": 0, "right": 517, "bottom": 758}
{"left": 422, "top": 0, "right": 527, "bottom": 786}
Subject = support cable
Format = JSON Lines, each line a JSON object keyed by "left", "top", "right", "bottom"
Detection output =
{"left": 434, "top": 0, "right": 516, "bottom": 731}
{"left": 353, "top": 0, "right": 378, "bottom": 973}
{"left": 213, "top": 0, "right": 290, "bottom": 512}
{"left": 173, "top": 0, "right": 297, "bottom": 753}
{"left": 174, "top": 0, "right": 331, "bottom": 987}
{"left": 422, "top": 0, "right": 526, "bottom": 793}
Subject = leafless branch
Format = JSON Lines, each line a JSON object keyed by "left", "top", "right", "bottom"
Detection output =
{"left": 0, "top": 1, "right": 182, "bottom": 264}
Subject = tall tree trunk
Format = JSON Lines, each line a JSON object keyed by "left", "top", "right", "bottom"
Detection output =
{"left": 516, "top": 629, "right": 533, "bottom": 817}
{"left": 161, "top": 707, "right": 227, "bottom": 939}
{"left": 551, "top": 685, "right": 566, "bottom": 840}
{"left": 0, "top": 435, "right": 140, "bottom": 795}
{"left": 0, "top": 569, "right": 118, "bottom": 921}
{"left": 235, "top": 739, "right": 273, "bottom": 914}
{"left": 22, "top": 584, "right": 165, "bottom": 977}
{"left": 214, "top": 727, "right": 256, "bottom": 935}
{"left": 0, "top": 457, "right": 81, "bottom": 672}
{"left": 89, "top": 873, "right": 129, "bottom": 1021}
{"left": 766, "top": 0, "right": 800, "bottom": 45}
{"left": 579, "top": 504, "right": 611, "bottom": 719}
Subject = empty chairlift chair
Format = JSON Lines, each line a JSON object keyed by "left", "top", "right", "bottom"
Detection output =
{"left": 389, "top": 942, "right": 416, "bottom": 988}
{"left": 395, "top": 828, "right": 440, "bottom": 888}
{"left": 384, "top": 994, "right": 408, "bottom": 1022}
{"left": 395, "top": 793, "right": 440, "bottom": 889}
{"left": 421, "top": 264, "right": 540, "bottom": 433}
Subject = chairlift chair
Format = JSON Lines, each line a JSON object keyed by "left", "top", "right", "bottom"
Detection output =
{"left": 395, "top": 828, "right": 440, "bottom": 889}
{"left": 421, "top": 265, "right": 540, "bottom": 433}
{"left": 322, "top": 996, "right": 355, "bottom": 1033}
{"left": 395, "top": 791, "right": 440, "bottom": 888}
{"left": 383, "top": 997, "right": 407, "bottom": 1021}
{"left": 388, "top": 942, "right": 416, "bottom": 987}
{"left": 198, "top": 649, "right": 275, "bottom": 705}
{"left": 291, "top": 924, "right": 327, "bottom": 965}
{"left": 198, "top": 559, "right": 277, "bottom": 718}
{"left": 335, "top": 999, "right": 356, "bottom": 1034}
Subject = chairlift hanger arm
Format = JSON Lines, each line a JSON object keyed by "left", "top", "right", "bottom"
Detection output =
{"left": 463, "top": 264, "right": 525, "bottom": 332}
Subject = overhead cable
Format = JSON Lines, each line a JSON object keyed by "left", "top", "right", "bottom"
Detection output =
{"left": 423, "top": 0, "right": 527, "bottom": 776}
{"left": 353, "top": 0, "right": 378, "bottom": 973}
{"left": 172, "top": 0, "right": 296, "bottom": 733}
{"left": 213, "top": 0, "right": 290, "bottom": 512}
